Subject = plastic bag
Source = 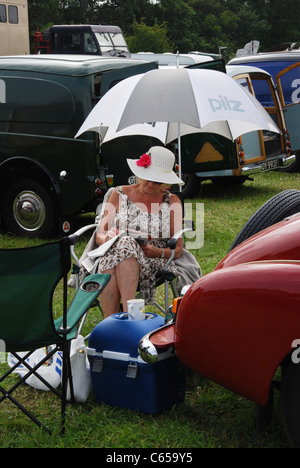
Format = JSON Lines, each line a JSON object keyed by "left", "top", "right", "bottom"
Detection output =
{"left": 7, "top": 346, "right": 62, "bottom": 391}
{"left": 67, "top": 335, "right": 91, "bottom": 403}
{"left": 7, "top": 336, "right": 91, "bottom": 401}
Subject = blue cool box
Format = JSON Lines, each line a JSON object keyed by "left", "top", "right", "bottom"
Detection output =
{"left": 87, "top": 313, "right": 185, "bottom": 414}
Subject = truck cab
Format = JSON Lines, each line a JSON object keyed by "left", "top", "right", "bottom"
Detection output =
{"left": 0, "top": 55, "right": 157, "bottom": 237}
{"left": 35, "top": 25, "right": 131, "bottom": 58}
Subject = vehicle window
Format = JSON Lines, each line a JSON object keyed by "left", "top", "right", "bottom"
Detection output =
{"left": 0, "top": 77, "right": 75, "bottom": 124}
{"left": 95, "top": 32, "right": 114, "bottom": 52}
{"left": 234, "top": 76, "right": 251, "bottom": 92}
{"left": 235, "top": 74, "right": 276, "bottom": 108}
{"left": 0, "top": 4, "right": 7, "bottom": 23}
{"left": 110, "top": 32, "right": 128, "bottom": 49}
{"left": 94, "top": 74, "right": 101, "bottom": 100}
{"left": 8, "top": 5, "right": 18, "bottom": 24}
{"left": 51, "top": 32, "right": 58, "bottom": 52}
{"left": 84, "top": 33, "right": 98, "bottom": 53}
{"left": 251, "top": 78, "right": 275, "bottom": 108}
{"left": 60, "top": 32, "right": 81, "bottom": 52}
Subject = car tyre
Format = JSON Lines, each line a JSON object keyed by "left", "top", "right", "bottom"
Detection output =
{"left": 229, "top": 189, "right": 300, "bottom": 251}
{"left": 280, "top": 360, "right": 300, "bottom": 448}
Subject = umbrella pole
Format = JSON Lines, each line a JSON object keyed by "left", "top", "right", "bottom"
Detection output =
{"left": 178, "top": 123, "right": 182, "bottom": 192}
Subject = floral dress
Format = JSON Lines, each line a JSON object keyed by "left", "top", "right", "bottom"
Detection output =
{"left": 96, "top": 186, "right": 178, "bottom": 304}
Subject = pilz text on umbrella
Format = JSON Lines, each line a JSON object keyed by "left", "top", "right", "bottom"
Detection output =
{"left": 208, "top": 96, "right": 245, "bottom": 113}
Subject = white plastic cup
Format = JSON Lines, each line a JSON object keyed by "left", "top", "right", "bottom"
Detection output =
{"left": 127, "top": 299, "right": 145, "bottom": 321}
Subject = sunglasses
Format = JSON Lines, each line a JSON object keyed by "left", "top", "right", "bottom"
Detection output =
{"left": 147, "top": 180, "right": 163, "bottom": 185}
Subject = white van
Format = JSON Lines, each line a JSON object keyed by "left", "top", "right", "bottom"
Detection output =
{"left": 131, "top": 52, "right": 214, "bottom": 68}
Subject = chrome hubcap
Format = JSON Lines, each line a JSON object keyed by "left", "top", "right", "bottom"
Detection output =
{"left": 13, "top": 191, "right": 46, "bottom": 232}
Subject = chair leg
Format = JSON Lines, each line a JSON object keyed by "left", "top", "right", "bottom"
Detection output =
{"left": 0, "top": 381, "right": 52, "bottom": 435}
{"left": 60, "top": 341, "right": 74, "bottom": 435}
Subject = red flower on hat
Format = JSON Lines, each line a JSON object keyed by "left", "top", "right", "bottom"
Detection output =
{"left": 137, "top": 153, "right": 151, "bottom": 168}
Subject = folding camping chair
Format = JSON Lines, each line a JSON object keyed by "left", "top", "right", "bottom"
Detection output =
{"left": 0, "top": 234, "right": 110, "bottom": 435}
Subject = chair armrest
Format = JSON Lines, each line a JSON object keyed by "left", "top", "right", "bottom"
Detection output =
{"left": 68, "top": 224, "right": 98, "bottom": 245}
{"left": 167, "top": 227, "right": 193, "bottom": 250}
{"left": 166, "top": 227, "right": 193, "bottom": 269}
{"left": 56, "top": 274, "right": 110, "bottom": 336}
{"left": 68, "top": 224, "right": 99, "bottom": 273}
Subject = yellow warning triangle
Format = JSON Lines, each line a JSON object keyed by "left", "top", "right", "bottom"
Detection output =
{"left": 195, "top": 142, "right": 224, "bottom": 163}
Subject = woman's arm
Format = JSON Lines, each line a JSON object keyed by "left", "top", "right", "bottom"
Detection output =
{"left": 141, "top": 193, "right": 183, "bottom": 259}
{"left": 95, "top": 189, "right": 120, "bottom": 245}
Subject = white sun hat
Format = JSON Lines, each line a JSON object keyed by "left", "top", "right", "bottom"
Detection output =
{"left": 127, "top": 146, "right": 184, "bottom": 186}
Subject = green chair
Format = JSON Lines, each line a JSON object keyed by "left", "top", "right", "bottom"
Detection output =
{"left": 0, "top": 236, "right": 110, "bottom": 435}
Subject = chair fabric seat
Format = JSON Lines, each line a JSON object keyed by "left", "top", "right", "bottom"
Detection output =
{"left": 0, "top": 238, "right": 110, "bottom": 434}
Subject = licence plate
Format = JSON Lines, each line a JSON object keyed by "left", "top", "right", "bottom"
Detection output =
{"left": 261, "top": 158, "right": 282, "bottom": 171}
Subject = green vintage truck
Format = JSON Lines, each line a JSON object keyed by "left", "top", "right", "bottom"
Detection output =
{"left": 0, "top": 54, "right": 157, "bottom": 237}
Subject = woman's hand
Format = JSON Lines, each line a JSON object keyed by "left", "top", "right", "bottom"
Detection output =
{"left": 96, "top": 227, "right": 119, "bottom": 246}
{"left": 105, "top": 227, "right": 119, "bottom": 242}
{"left": 141, "top": 243, "right": 163, "bottom": 259}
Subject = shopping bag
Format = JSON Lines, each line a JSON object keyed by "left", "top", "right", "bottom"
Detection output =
{"left": 7, "top": 346, "right": 62, "bottom": 391}
{"left": 67, "top": 335, "right": 91, "bottom": 403}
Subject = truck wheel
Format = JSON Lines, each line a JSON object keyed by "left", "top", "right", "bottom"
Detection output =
{"left": 229, "top": 189, "right": 300, "bottom": 251}
{"left": 172, "top": 173, "right": 200, "bottom": 198}
{"left": 1, "top": 179, "right": 56, "bottom": 238}
{"left": 280, "top": 360, "right": 300, "bottom": 447}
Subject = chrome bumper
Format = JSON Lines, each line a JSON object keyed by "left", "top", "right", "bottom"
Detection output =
{"left": 241, "top": 154, "right": 296, "bottom": 176}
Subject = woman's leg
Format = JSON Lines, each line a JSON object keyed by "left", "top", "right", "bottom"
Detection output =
{"left": 99, "top": 266, "right": 121, "bottom": 318}
{"left": 116, "top": 256, "right": 140, "bottom": 312}
{"left": 100, "top": 256, "right": 140, "bottom": 318}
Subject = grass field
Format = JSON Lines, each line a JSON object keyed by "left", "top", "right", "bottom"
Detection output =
{"left": 0, "top": 171, "right": 299, "bottom": 448}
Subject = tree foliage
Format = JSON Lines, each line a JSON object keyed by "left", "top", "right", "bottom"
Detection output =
{"left": 28, "top": 0, "right": 300, "bottom": 59}
{"left": 126, "top": 21, "right": 174, "bottom": 53}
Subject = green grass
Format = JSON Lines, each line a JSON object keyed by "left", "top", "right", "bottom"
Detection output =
{"left": 0, "top": 171, "right": 299, "bottom": 448}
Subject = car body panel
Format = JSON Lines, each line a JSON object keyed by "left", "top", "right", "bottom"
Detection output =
{"left": 175, "top": 261, "right": 300, "bottom": 405}
{"left": 142, "top": 213, "right": 300, "bottom": 406}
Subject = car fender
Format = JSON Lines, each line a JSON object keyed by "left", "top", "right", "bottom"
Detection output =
{"left": 216, "top": 213, "right": 300, "bottom": 270}
{"left": 175, "top": 261, "right": 300, "bottom": 406}
{"left": 0, "top": 156, "right": 61, "bottom": 205}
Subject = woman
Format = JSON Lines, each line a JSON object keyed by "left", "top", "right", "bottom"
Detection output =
{"left": 95, "top": 146, "right": 185, "bottom": 318}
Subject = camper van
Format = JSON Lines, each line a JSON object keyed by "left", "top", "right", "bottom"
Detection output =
{"left": 0, "top": 0, "right": 29, "bottom": 55}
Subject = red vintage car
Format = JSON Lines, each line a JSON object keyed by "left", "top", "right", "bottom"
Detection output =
{"left": 139, "top": 189, "right": 300, "bottom": 447}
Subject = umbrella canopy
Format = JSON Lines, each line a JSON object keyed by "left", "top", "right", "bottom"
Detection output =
{"left": 75, "top": 67, "right": 280, "bottom": 141}
{"left": 75, "top": 68, "right": 280, "bottom": 187}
